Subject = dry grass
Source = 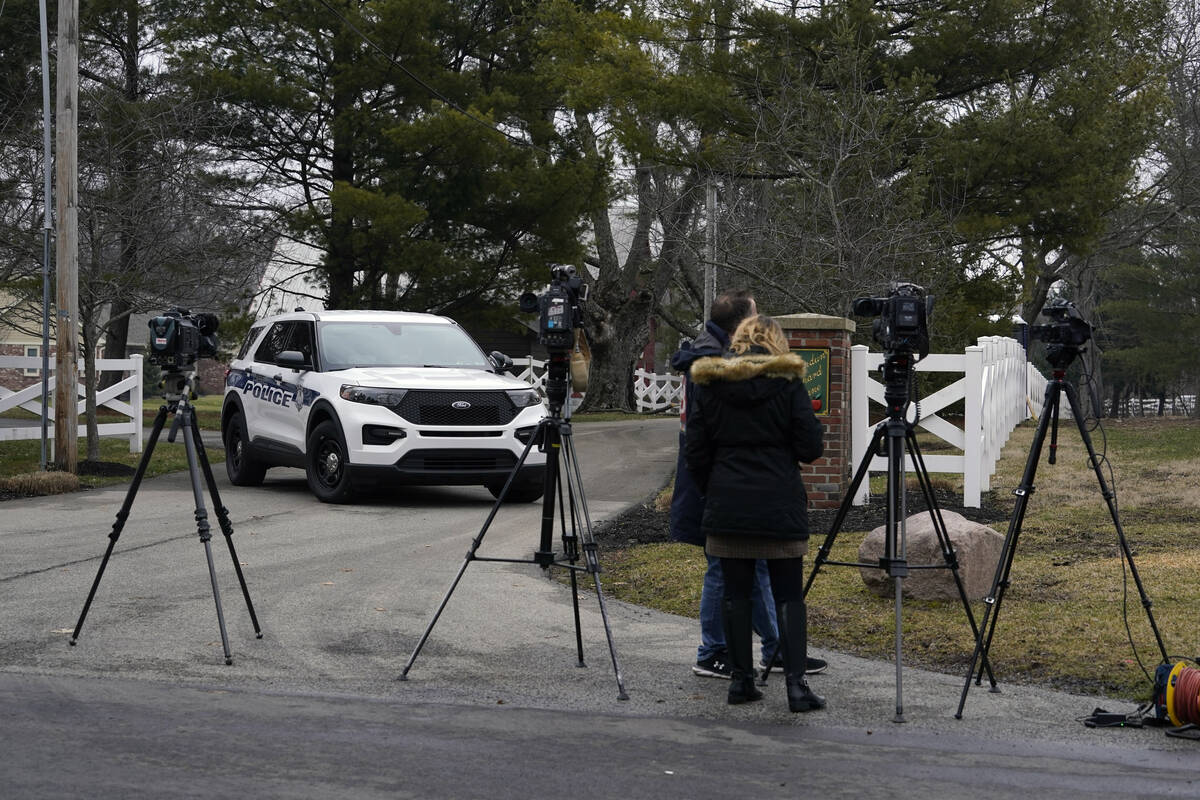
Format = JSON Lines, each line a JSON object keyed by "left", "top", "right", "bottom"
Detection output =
{"left": 597, "top": 415, "right": 1200, "bottom": 701}
{"left": 0, "top": 470, "right": 80, "bottom": 496}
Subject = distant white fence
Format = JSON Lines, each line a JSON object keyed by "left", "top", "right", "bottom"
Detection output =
{"left": 0, "top": 355, "right": 144, "bottom": 453}
{"left": 852, "top": 337, "right": 1044, "bottom": 508}
{"left": 511, "top": 356, "right": 585, "bottom": 413}
{"left": 511, "top": 357, "right": 682, "bottom": 413}
{"left": 633, "top": 368, "right": 682, "bottom": 412}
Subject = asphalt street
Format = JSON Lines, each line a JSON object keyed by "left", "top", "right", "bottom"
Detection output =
{"left": 2, "top": 417, "right": 1198, "bottom": 798}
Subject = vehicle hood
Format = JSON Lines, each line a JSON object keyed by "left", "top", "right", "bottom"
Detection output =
{"left": 336, "top": 367, "right": 534, "bottom": 391}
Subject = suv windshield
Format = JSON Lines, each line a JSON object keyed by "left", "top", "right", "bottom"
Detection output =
{"left": 317, "top": 321, "right": 490, "bottom": 370}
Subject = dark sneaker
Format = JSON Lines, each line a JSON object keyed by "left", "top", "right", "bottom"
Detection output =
{"left": 693, "top": 653, "right": 733, "bottom": 679}
{"left": 759, "top": 652, "right": 828, "bottom": 675}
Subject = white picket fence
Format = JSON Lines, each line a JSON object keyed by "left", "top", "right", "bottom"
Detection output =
{"left": 511, "top": 357, "right": 683, "bottom": 413}
{"left": 510, "top": 356, "right": 586, "bottom": 413}
{"left": 851, "top": 337, "right": 1044, "bottom": 508}
{"left": 0, "top": 354, "right": 144, "bottom": 453}
{"left": 633, "top": 368, "right": 683, "bottom": 412}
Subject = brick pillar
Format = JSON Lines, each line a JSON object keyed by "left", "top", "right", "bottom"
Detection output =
{"left": 775, "top": 313, "right": 855, "bottom": 509}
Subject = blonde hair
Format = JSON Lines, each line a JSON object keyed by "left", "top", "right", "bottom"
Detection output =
{"left": 729, "top": 314, "right": 790, "bottom": 356}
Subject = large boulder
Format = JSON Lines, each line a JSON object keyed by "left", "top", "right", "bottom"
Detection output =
{"left": 857, "top": 510, "right": 1004, "bottom": 601}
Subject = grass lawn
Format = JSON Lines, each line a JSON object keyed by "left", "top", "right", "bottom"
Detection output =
{"left": 0, "top": 395, "right": 226, "bottom": 492}
{"left": 594, "top": 415, "right": 1200, "bottom": 701}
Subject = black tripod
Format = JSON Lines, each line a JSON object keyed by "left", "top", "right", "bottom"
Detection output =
{"left": 801, "top": 352, "right": 993, "bottom": 722}
{"left": 70, "top": 371, "right": 262, "bottom": 664}
{"left": 955, "top": 361, "right": 1169, "bottom": 718}
{"left": 400, "top": 353, "right": 628, "bottom": 699}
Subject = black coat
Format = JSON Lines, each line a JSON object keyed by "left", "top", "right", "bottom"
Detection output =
{"left": 667, "top": 321, "right": 730, "bottom": 546}
{"left": 685, "top": 352, "right": 824, "bottom": 542}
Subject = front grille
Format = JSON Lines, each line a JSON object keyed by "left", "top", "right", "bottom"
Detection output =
{"left": 391, "top": 390, "right": 516, "bottom": 426}
{"left": 397, "top": 449, "right": 518, "bottom": 472}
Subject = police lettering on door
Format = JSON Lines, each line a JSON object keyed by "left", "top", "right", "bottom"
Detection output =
{"left": 242, "top": 377, "right": 296, "bottom": 408}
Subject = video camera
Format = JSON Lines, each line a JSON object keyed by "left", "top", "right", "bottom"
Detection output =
{"left": 519, "top": 266, "right": 589, "bottom": 351}
{"left": 852, "top": 281, "right": 933, "bottom": 358}
{"left": 1029, "top": 299, "right": 1091, "bottom": 369}
{"left": 148, "top": 307, "right": 219, "bottom": 369}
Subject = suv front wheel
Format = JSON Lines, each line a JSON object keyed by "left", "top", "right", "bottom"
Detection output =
{"left": 225, "top": 411, "right": 266, "bottom": 486}
{"left": 307, "top": 420, "right": 354, "bottom": 503}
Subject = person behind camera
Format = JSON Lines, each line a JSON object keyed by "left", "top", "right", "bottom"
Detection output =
{"left": 685, "top": 314, "right": 826, "bottom": 711}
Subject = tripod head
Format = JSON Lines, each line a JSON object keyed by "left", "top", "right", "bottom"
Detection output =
{"left": 881, "top": 350, "right": 916, "bottom": 420}
{"left": 159, "top": 369, "right": 198, "bottom": 409}
{"left": 542, "top": 350, "right": 571, "bottom": 419}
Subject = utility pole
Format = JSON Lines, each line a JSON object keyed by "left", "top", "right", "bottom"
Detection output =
{"left": 38, "top": 0, "right": 54, "bottom": 470}
{"left": 705, "top": 179, "right": 716, "bottom": 321}
{"left": 54, "top": 0, "right": 80, "bottom": 472}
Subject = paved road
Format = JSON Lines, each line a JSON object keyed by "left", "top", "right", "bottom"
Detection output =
{"left": 2, "top": 417, "right": 1198, "bottom": 798}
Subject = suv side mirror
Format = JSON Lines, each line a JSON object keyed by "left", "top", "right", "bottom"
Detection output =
{"left": 276, "top": 350, "right": 310, "bottom": 370}
{"left": 489, "top": 351, "right": 514, "bottom": 374}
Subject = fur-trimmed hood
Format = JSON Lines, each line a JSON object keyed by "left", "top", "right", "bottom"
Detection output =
{"left": 690, "top": 352, "right": 808, "bottom": 385}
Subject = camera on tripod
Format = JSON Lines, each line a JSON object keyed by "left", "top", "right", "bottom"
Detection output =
{"left": 148, "top": 307, "right": 220, "bottom": 369}
{"left": 519, "top": 266, "right": 589, "bottom": 351}
{"left": 852, "top": 282, "right": 933, "bottom": 358}
{"left": 1029, "top": 299, "right": 1091, "bottom": 368}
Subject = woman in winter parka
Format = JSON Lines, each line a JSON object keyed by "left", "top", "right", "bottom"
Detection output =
{"left": 685, "top": 314, "right": 826, "bottom": 712}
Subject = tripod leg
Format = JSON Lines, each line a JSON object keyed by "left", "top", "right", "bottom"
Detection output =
{"left": 562, "top": 429, "right": 629, "bottom": 700}
{"left": 1062, "top": 383, "right": 1170, "bottom": 664}
{"left": 181, "top": 408, "right": 234, "bottom": 665}
{"left": 189, "top": 409, "right": 262, "bottom": 638}
{"left": 956, "top": 380, "right": 1058, "bottom": 718}
{"left": 803, "top": 422, "right": 888, "bottom": 598}
{"left": 400, "top": 420, "right": 544, "bottom": 680}
{"left": 557, "top": 445, "right": 587, "bottom": 668}
{"left": 70, "top": 405, "right": 170, "bottom": 646}
{"left": 535, "top": 421, "right": 560, "bottom": 568}
{"left": 904, "top": 429, "right": 996, "bottom": 689}
{"left": 885, "top": 420, "right": 908, "bottom": 723}
{"left": 755, "top": 421, "right": 887, "bottom": 681}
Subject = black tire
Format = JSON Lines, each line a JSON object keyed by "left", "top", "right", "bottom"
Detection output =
{"left": 486, "top": 478, "right": 544, "bottom": 503}
{"left": 224, "top": 412, "right": 266, "bottom": 486}
{"left": 306, "top": 420, "right": 355, "bottom": 503}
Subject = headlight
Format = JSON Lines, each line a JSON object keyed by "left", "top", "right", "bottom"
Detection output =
{"left": 340, "top": 385, "right": 408, "bottom": 407}
{"left": 506, "top": 388, "right": 542, "bottom": 409}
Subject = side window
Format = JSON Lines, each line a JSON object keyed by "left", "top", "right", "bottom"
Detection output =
{"left": 236, "top": 326, "right": 264, "bottom": 360}
{"left": 253, "top": 322, "right": 291, "bottom": 364}
{"left": 290, "top": 322, "right": 315, "bottom": 363}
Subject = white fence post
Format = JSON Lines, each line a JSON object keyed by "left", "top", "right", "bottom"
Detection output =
{"left": 963, "top": 344, "right": 984, "bottom": 507}
{"left": 851, "top": 345, "right": 871, "bottom": 504}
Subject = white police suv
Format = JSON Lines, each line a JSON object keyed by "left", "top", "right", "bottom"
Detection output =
{"left": 221, "top": 310, "right": 547, "bottom": 503}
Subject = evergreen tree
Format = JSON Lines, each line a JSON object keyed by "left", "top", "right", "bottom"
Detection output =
{"left": 168, "top": 0, "right": 599, "bottom": 314}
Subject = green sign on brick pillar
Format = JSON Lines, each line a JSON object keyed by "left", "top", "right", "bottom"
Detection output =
{"left": 791, "top": 348, "right": 831, "bottom": 415}
{"left": 775, "top": 313, "right": 856, "bottom": 509}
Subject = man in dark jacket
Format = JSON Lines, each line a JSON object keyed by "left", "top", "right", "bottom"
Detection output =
{"left": 669, "top": 291, "right": 827, "bottom": 678}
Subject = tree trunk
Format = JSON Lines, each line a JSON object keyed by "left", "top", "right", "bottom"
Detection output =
{"left": 82, "top": 319, "right": 100, "bottom": 462}
{"left": 100, "top": 299, "right": 132, "bottom": 390}
{"left": 578, "top": 294, "right": 653, "bottom": 412}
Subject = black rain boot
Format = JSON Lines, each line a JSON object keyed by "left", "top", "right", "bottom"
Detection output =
{"left": 723, "top": 596, "right": 763, "bottom": 705}
{"left": 778, "top": 600, "right": 826, "bottom": 713}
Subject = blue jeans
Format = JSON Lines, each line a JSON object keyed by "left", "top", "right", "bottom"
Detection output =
{"left": 697, "top": 554, "right": 779, "bottom": 664}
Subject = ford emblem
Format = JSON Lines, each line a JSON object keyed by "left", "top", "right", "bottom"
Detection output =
{"left": 451, "top": 401, "right": 472, "bottom": 410}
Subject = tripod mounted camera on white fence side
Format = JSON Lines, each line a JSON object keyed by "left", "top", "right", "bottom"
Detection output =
{"left": 801, "top": 282, "right": 994, "bottom": 722}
